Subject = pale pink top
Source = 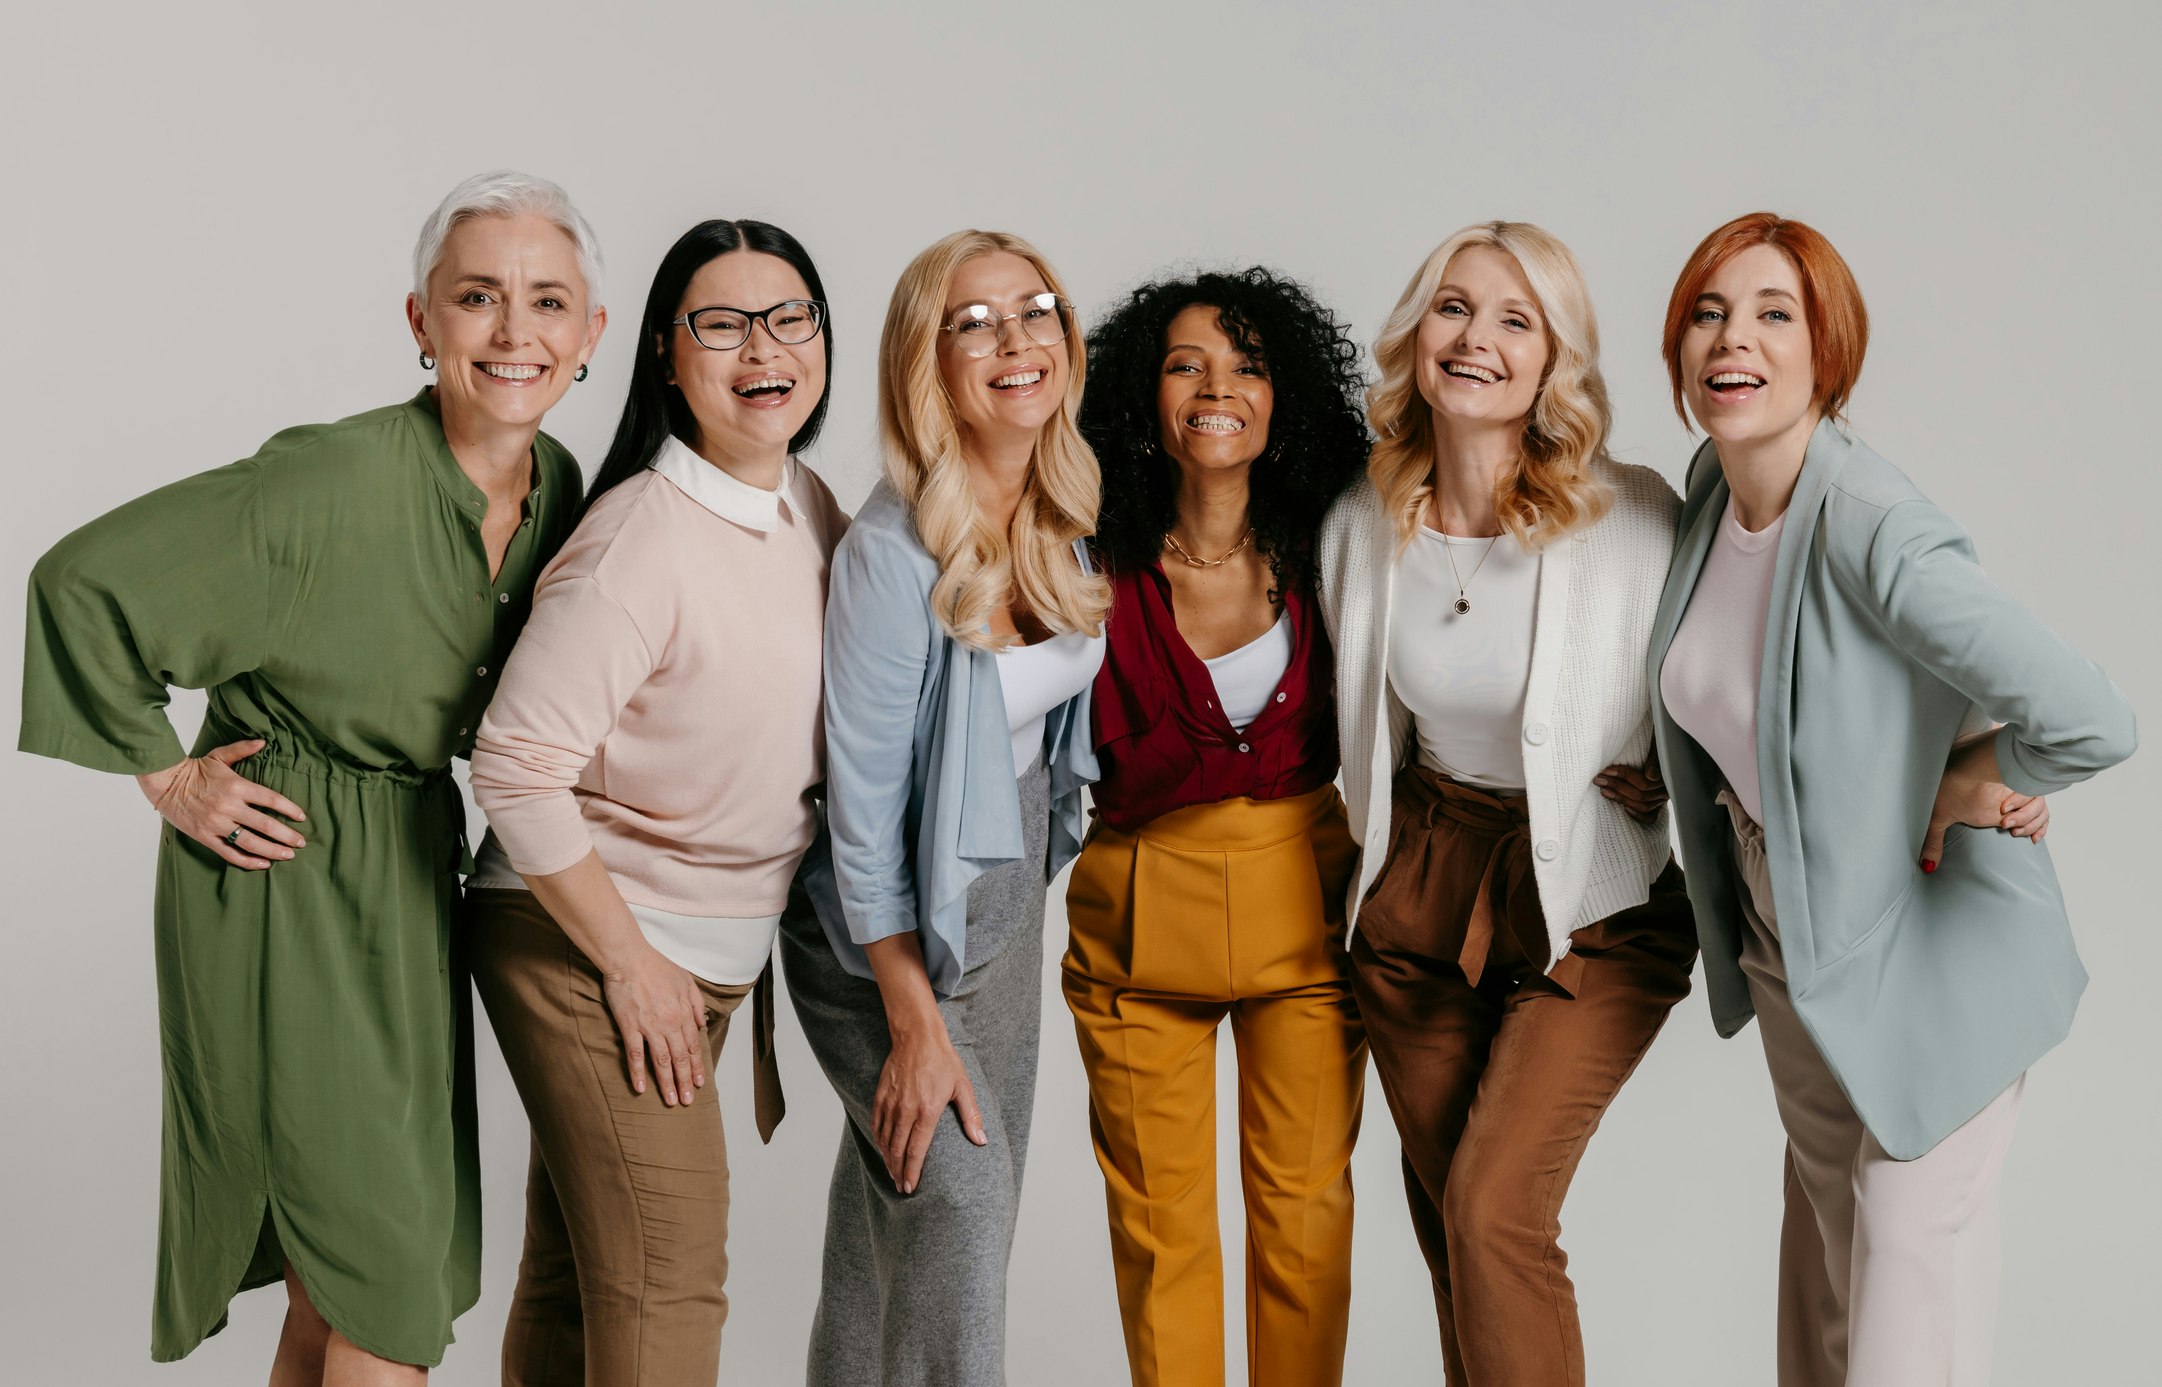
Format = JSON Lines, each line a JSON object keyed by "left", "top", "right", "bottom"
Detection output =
{"left": 471, "top": 440, "right": 848, "bottom": 927}
{"left": 1660, "top": 495, "right": 1785, "bottom": 825}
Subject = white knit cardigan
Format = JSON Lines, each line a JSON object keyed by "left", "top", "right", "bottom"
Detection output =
{"left": 1315, "top": 460, "right": 1681, "bottom": 966}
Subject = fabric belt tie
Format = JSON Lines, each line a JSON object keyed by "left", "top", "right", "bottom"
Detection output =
{"left": 1399, "top": 767, "right": 1537, "bottom": 988}
{"left": 750, "top": 953, "right": 785, "bottom": 1144}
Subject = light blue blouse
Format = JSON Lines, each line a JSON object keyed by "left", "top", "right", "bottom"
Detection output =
{"left": 799, "top": 478, "right": 1098, "bottom": 996}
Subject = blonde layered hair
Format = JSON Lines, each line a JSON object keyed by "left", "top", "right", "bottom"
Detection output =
{"left": 1368, "top": 221, "right": 1613, "bottom": 549}
{"left": 879, "top": 230, "right": 1110, "bottom": 650}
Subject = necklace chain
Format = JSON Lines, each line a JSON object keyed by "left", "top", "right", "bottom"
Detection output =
{"left": 1434, "top": 492, "right": 1500, "bottom": 614}
{"left": 1163, "top": 527, "right": 1255, "bottom": 568}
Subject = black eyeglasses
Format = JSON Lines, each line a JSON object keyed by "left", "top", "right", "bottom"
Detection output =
{"left": 671, "top": 299, "right": 828, "bottom": 351}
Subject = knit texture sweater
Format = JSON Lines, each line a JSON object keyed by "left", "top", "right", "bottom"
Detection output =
{"left": 1316, "top": 460, "right": 1681, "bottom": 964}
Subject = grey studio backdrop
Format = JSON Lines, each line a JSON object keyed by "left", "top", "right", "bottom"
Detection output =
{"left": 3, "top": 3, "right": 2155, "bottom": 1383}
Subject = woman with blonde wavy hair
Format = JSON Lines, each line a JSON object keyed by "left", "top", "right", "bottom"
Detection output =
{"left": 785, "top": 229, "right": 1108, "bottom": 1386}
{"left": 1315, "top": 221, "right": 1698, "bottom": 1384}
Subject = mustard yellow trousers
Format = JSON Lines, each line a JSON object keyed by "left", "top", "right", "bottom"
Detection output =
{"left": 1063, "top": 786, "right": 1366, "bottom": 1387}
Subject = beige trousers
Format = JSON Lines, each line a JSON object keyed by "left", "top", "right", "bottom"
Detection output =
{"left": 465, "top": 887, "right": 765, "bottom": 1387}
{"left": 1723, "top": 793, "right": 2023, "bottom": 1387}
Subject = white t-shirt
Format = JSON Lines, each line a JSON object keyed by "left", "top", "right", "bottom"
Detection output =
{"left": 1387, "top": 526, "right": 1541, "bottom": 791}
{"left": 1202, "top": 610, "right": 1293, "bottom": 732}
{"left": 997, "top": 627, "right": 1107, "bottom": 772}
{"left": 1660, "top": 496, "right": 1786, "bottom": 826}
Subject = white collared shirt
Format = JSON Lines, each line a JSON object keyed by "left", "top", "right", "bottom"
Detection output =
{"left": 649, "top": 435, "right": 807, "bottom": 533}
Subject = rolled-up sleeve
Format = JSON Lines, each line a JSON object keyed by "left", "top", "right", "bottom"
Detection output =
{"left": 821, "top": 525, "right": 932, "bottom": 946}
{"left": 21, "top": 461, "right": 270, "bottom": 774}
{"left": 1866, "top": 497, "right": 2137, "bottom": 796}
{"left": 471, "top": 574, "right": 654, "bottom": 877}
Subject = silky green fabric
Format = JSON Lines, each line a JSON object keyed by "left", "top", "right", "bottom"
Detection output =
{"left": 19, "top": 390, "right": 579, "bottom": 1365}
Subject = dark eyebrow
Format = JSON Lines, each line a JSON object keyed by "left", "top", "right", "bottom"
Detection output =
{"left": 1693, "top": 290, "right": 1727, "bottom": 304}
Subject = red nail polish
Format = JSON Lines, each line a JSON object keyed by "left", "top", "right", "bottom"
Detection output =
{"left": 1920, "top": 859, "right": 1937, "bottom": 874}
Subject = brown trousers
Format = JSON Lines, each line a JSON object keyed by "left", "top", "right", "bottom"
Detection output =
{"left": 1350, "top": 768, "right": 1697, "bottom": 1386}
{"left": 465, "top": 887, "right": 777, "bottom": 1387}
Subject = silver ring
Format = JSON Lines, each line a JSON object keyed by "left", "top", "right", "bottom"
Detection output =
{"left": 222, "top": 827, "right": 245, "bottom": 848}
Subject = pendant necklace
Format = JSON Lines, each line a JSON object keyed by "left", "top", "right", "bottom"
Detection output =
{"left": 1164, "top": 527, "right": 1254, "bottom": 568}
{"left": 1436, "top": 496, "right": 1499, "bottom": 614}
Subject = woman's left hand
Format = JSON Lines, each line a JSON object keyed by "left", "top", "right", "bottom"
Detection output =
{"left": 1595, "top": 760, "right": 1668, "bottom": 823}
{"left": 1921, "top": 736, "right": 2050, "bottom": 871}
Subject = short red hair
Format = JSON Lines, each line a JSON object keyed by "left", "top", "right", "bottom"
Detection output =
{"left": 1662, "top": 212, "right": 1869, "bottom": 425}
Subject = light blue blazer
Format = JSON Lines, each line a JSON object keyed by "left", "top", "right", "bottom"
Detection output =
{"left": 800, "top": 479, "right": 1097, "bottom": 996}
{"left": 1648, "top": 420, "right": 2136, "bottom": 1159}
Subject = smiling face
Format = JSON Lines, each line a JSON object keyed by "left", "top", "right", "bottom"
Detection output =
{"left": 937, "top": 251, "right": 1064, "bottom": 455}
{"left": 1414, "top": 245, "right": 1549, "bottom": 435}
{"left": 1156, "top": 303, "right": 1273, "bottom": 477}
{"left": 407, "top": 211, "right": 603, "bottom": 437}
{"left": 665, "top": 249, "right": 827, "bottom": 470}
{"left": 1679, "top": 242, "right": 1818, "bottom": 451}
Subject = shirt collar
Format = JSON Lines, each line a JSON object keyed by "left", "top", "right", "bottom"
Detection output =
{"left": 650, "top": 435, "right": 802, "bottom": 533}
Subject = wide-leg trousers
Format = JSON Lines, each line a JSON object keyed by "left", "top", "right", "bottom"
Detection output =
{"left": 782, "top": 760, "right": 1052, "bottom": 1387}
{"left": 1062, "top": 786, "right": 1366, "bottom": 1387}
{"left": 1722, "top": 792, "right": 2024, "bottom": 1387}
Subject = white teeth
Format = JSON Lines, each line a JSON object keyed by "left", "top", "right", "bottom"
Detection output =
{"left": 1443, "top": 361, "right": 1499, "bottom": 383}
{"left": 734, "top": 374, "right": 792, "bottom": 395}
{"left": 480, "top": 363, "right": 542, "bottom": 381}
{"left": 992, "top": 369, "right": 1044, "bottom": 388}
{"left": 1710, "top": 372, "right": 1767, "bottom": 387}
{"left": 1187, "top": 413, "right": 1244, "bottom": 433}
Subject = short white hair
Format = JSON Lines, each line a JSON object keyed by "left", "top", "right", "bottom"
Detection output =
{"left": 410, "top": 169, "right": 604, "bottom": 311}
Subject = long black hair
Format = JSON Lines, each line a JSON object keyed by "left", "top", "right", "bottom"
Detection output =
{"left": 1081, "top": 267, "right": 1368, "bottom": 595}
{"left": 584, "top": 219, "right": 832, "bottom": 509}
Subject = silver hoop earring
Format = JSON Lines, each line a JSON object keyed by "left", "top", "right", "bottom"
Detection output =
{"left": 418, "top": 352, "right": 435, "bottom": 371}
{"left": 574, "top": 364, "right": 589, "bottom": 383}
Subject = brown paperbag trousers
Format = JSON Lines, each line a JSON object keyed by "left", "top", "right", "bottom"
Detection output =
{"left": 1351, "top": 767, "right": 1696, "bottom": 1386}
{"left": 465, "top": 886, "right": 784, "bottom": 1387}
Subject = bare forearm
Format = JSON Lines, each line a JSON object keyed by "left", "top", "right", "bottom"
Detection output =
{"left": 863, "top": 932, "right": 945, "bottom": 1040}
{"left": 523, "top": 850, "right": 650, "bottom": 975}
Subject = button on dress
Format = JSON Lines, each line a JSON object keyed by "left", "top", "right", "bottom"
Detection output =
{"left": 18, "top": 389, "right": 579, "bottom": 1366}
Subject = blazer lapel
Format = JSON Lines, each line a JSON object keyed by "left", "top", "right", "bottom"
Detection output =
{"left": 1645, "top": 439, "right": 1727, "bottom": 687}
{"left": 1752, "top": 418, "right": 1854, "bottom": 996}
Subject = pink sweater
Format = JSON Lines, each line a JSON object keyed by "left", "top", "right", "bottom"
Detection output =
{"left": 471, "top": 447, "right": 848, "bottom": 916}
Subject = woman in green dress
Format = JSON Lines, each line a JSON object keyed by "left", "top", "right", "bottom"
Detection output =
{"left": 17, "top": 171, "right": 608, "bottom": 1383}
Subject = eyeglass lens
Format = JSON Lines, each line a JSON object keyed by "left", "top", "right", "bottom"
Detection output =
{"left": 686, "top": 301, "right": 824, "bottom": 351}
{"left": 946, "top": 293, "right": 1068, "bottom": 356}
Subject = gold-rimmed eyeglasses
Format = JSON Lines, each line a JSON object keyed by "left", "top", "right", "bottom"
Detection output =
{"left": 940, "top": 293, "right": 1072, "bottom": 358}
{"left": 672, "top": 300, "right": 827, "bottom": 352}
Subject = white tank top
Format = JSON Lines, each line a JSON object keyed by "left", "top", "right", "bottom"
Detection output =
{"left": 997, "top": 627, "right": 1107, "bottom": 773}
{"left": 1202, "top": 610, "right": 1293, "bottom": 732}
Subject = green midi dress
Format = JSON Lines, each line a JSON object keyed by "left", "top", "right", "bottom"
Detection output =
{"left": 18, "top": 390, "right": 580, "bottom": 1365}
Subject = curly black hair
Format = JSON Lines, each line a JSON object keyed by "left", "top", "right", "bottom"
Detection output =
{"left": 1081, "top": 266, "right": 1370, "bottom": 596}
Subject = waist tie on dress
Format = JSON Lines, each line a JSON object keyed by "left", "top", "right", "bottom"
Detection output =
{"left": 1395, "top": 766, "right": 1536, "bottom": 988}
{"left": 202, "top": 723, "right": 474, "bottom": 874}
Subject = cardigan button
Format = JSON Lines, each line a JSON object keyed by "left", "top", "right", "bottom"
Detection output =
{"left": 1524, "top": 722, "right": 1550, "bottom": 746}
{"left": 1274, "top": 691, "right": 1287, "bottom": 703}
{"left": 1535, "top": 838, "right": 1560, "bottom": 861}
{"left": 1237, "top": 742, "right": 1251, "bottom": 753}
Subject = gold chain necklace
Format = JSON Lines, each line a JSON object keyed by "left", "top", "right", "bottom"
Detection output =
{"left": 1163, "top": 527, "right": 1255, "bottom": 568}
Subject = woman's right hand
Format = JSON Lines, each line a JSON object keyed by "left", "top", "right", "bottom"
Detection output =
{"left": 600, "top": 945, "right": 709, "bottom": 1107}
{"left": 873, "top": 1011, "right": 987, "bottom": 1195}
{"left": 136, "top": 739, "right": 308, "bottom": 870}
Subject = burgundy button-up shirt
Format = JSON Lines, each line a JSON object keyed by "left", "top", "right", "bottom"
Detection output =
{"left": 1089, "top": 561, "right": 1339, "bottom": 833}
